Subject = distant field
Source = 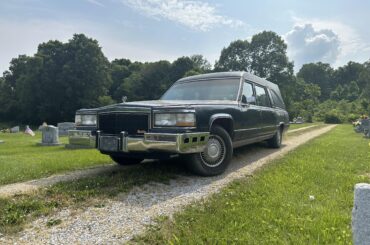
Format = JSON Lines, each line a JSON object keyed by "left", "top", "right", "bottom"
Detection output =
{"left": 136, "top": 125, "right": 370, "bottom": 244}
{"left": 0, "top": 132, "right": 111, "bottom": 185}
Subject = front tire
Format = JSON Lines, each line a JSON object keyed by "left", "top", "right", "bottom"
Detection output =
{"left": 110, "top": 155, "right": 143, "bottom": 165}
{"left": 185, "top": 126, "right": 233, "bottom": 176}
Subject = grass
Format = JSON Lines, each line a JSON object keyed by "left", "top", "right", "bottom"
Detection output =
{"left": 0, "top": 159, "right": 183, "bottom": 234}
{"left": 0, "top": 132, "right": 111, "bottom": 185}
{"left": 134, "top": 125, "right": 370, "bottom": 244}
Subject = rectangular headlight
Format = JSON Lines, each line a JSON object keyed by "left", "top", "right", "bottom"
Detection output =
{"left": 82, "top": 114, "right": 97, "bottom": 125}
{"left": 75, "top": 114, "right": 82, "bottom": 126}
{"left": 75, "top": 114, "right": 97, "bottom": 126}
{"left": 154, "top": 113, "right": 195, "bottom": 127}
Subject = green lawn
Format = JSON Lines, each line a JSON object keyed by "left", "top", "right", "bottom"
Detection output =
{"left": 135, "top": 125, "right": 370, "bottom": 244}
{"left": 0, "top": 132, "right": 111, "bottom": 185}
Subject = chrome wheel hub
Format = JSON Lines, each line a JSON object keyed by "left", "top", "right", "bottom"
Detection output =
{"left": 200, "top": 134, "right": 226, "bottom": 167}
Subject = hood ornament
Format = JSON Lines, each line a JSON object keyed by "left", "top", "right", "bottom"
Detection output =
{"left": 122, "top": 96, "right": 127, "bottom": 103}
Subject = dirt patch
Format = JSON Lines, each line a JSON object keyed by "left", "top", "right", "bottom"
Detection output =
{"left": 1, "top": 125, "right": 336, "bottom": 244}
{"left": 287, "top": 125, "right": 317, "bottom": 133}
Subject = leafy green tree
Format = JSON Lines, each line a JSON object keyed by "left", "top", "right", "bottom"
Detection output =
{"left": 333, "top": 61, "right": 364, "bottom": 87}
{"left": 170, "top": 56, "right": 195, "bottom": 81}
{"left": 0, "top": 34, "right": 111, "bottom": 124}
{"left": 214, "top": 40, "right": 250, "bottom": 72}
{"left": 297, "top": 62, "right": 334, "bottom": 100}
{"left": 123, "top": 61, "right": 171, "bottom": 101}
{"left": 249, "top": 31, "right": 294, "bottom": 86}
{"left": 190, "top": 54, "right": 211, "bottom": 72}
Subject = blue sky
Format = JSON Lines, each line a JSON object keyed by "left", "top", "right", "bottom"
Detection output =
{"left": 1, "top": 0, "right": 370, "bottom": 73}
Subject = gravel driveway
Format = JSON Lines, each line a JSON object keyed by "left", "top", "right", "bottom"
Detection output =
{"left": 1, "top": 125, "right": 336, "bottom": 244}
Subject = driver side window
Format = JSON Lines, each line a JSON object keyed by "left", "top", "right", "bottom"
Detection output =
{"left": 242, "top": 82, "right": 255, "bottom": 104}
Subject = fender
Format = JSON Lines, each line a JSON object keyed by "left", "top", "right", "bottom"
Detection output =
{"left": 209, "top": 113, "right": 234, "bottom": 131}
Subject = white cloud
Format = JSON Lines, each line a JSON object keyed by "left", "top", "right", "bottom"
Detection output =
{"left": 286, "top": 16, "right": 370, "bottom": 70}
{"left": 84, "top": 0, "right": 105, "bottom": 7}
{"left": 285, "top": 23, "right": 340, "bottom": 70}
{"left": 121, "top": 0, "right": 244, "bottom": 31}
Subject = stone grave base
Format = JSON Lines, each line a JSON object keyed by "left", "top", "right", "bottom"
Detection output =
{"left": 65, "top": 144, "right": 94, "bottom": 149}
{"left": 0, "top": 140, "right": 4, "bottom": 144}
{"left": 37, "top": 142, "right": 62, "bottom": 146}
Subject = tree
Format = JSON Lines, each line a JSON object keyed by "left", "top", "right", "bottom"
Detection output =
{"left": 297, "top": 62, "right": 334, "bottom": 100}
{"left": 249, "top": 31, "right": 294, "bottom": 87}
{"left": 0, "top": 34, "right": 112, "bottom": 124}
{"left": 123, "top": 61, "right": 171, "bottom": 101}
{"left": 169, "top": 56, "right": 195, "bottom": 81}
{"left": 214, "top": 40, "right": 250, "bottom": 72}
{"left": 190, "top": 54, "right": 211, "bottom": 72}
{"left": 333, "top": 61, "right": 364, "bottom": 87}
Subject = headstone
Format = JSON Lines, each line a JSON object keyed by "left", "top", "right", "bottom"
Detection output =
{"left": 0, "top": 140, "right": 4, "bottom": 144}
{"left": 38, "top": 122, "right": 48, "bottom": 131}
{"left": 295, "top": 117, "right": 304, "bottom": 124}
{"left": 352, "top": 183, "right": 370, "bottom": 245}
{"left": 362, "top": 119, "right": 370, "bottom": 136}
{"left": 57, "top": 122, "right": 76, "bottom": 136}
{"left": 10, "top": 126, "right": 19, "bottom": 133}
{"left": 37, "top": 125, "right": 61, "bottom": 146}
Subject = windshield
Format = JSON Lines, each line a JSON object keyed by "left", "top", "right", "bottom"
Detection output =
{"left": 161, "top": 78, "right": 240, "bottom": 101}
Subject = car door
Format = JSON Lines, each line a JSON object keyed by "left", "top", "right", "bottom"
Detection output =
{"left": 234, "top": 81, "right": 261, "bottom": 141}
{"left": 255, "top": 85, "right": 276, "bottom": 137}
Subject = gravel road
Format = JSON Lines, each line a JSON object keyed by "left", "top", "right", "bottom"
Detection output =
{"left": 1, "top": 125, "right": 336, "bottom": 244}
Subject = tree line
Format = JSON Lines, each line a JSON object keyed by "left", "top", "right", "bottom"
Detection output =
{"left": 0, "top": 32, "right": 369, "bottom": 125}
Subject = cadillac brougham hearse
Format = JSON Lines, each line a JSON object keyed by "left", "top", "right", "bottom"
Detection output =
{"left": 70, "top": 72, "right": 289, "bottom": 176}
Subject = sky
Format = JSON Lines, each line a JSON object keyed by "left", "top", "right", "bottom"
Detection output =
{"left": 1, "top": 0, "right": 370, "bottom": 74}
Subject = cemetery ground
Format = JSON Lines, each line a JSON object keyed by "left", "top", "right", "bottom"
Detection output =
{"left": 0, "top": 132, "right": 111, "bottom": 185}
{"left": 135, "top": 125, "right": 370, "bottom": 244}
{"left": 0, "top": 124, "right": 367, "bottom": 243}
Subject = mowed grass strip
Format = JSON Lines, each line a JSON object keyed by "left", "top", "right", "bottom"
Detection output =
{"left": 134, "top": 125, "right": 370, "bottom": 244}
{"left": 0, "top": 159, "right": 182, "bottom": 234}
{"left": 0, "top": 132, "right": 111, "bottom": 185}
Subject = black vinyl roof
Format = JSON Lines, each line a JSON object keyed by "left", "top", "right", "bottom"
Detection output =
{"left": 176, "top": 71, "right": 281, "bottom": 96}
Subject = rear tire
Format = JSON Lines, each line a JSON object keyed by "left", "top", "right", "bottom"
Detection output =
{"left": 110, "top": 155, "right": 143, "bottom": 165}
{"left": 185, "top": 126, "right": 233, "bottom": 176}
{"left": 268, "top": 127, "right": 283, "bottom": 148}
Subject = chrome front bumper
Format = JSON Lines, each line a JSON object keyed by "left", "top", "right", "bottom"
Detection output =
{"left": 68, "top": 130, "right": 96, "bottom": 148}
{"left": 97, "top": 131, "right": 210, "bottom": 154}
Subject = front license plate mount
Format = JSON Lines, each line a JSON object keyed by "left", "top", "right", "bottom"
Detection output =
{"left": 99, "top": 136, "right": 119, "bottom": 152}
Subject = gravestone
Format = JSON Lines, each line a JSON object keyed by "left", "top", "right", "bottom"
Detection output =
{"left": 352, "top": 183, "right": 370, "bottom": 245}
{"left": 37, "top": 125, "right": 61, "bottom": 146}
{"left": 0, "top": 140, "right": 4, "bottom": 144}
{"left": 57, "top": 122, "right": 76, "bottom": 136}
{"left": 361, "top": 119, "right": 370, "bottom": 137}
{"left": 10, "top": 126, "right": 20, "bottom": 133}
{"left": 295, "top": 117, "right": 304, "bottom": 124}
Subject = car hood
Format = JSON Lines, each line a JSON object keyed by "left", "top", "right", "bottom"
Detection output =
{"left": 97, "top": 100, "right": 237, "bottom": 112}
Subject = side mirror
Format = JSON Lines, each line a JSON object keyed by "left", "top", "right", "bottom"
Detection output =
{"left": 246, "top": 96, "right": 256, "bottom": 104}
{"left": 241, "top": 95, "right": 247, "bottom": 104}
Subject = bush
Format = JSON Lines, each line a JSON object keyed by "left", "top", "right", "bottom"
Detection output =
{"left": 324, "top": 110, "right": 343, "bottom": 124}
{"left": 347, "top": 113, "right": 358, "bottom": 123}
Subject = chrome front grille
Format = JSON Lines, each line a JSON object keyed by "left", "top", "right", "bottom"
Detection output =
{"left": 98, "top": 113, "right": 149, "bottom": 136}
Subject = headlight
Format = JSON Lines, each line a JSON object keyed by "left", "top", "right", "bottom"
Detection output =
{"left": 154, "top": 113, "right": 195, "bottom": 127}
{"left": 75, "top": 114, "right": 97, "bottom": 126}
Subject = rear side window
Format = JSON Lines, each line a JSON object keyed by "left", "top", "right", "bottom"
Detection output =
{"left": 270, "top": 89, "right": 285, "bottom": 109}
{"left": 255, "top": 85, "right": 270, "bottom": 107}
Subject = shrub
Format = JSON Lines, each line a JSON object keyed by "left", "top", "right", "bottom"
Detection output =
{"left": 324, "top": 110, "right": 343, "bottom": 124}
{"left": 347, "top": 113, "right": 358, "bottom": 123}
